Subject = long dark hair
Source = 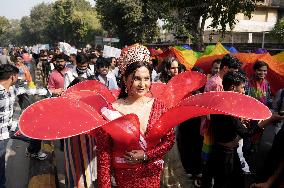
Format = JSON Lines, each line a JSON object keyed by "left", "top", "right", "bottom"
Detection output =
{"left": 159, "top": 57, "right": 179, "bottom": 83}
{"left": 118, "top": 61, "right": 153, "bottom": 99}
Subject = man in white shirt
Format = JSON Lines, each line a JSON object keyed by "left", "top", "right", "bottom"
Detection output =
{"left": 64, "top": 54, "right": 94, "bottom": 89}
{"left": 0, "top": 64, "right": 19, "bottom": 187}
{"left": 109, "top": 57, "right": 119, "bottom": 78}
{"left": 96, "top": 57, "right": 119, "bottom": 90}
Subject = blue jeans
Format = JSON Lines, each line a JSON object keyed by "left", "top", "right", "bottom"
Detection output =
{"left": 0, "top": 139, "right": 8, "bottom": 188}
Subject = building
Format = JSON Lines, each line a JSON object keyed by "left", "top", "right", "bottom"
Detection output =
{"left": 159, "top": 0, "right": 284, "bottom": 47}
{"left": 203, "top": 0, "right": 284, "bottom": 44}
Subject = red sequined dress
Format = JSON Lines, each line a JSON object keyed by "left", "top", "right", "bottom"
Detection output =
{"left": 95, "top": 100, "right": 175, "bottom": 188}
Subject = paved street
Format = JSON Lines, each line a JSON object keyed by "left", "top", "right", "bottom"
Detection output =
{"left": 5, "top": 96, "right": 56, "bottom": 188}
{"left": 6, "top": 98, "right": 30, "bottom": 188}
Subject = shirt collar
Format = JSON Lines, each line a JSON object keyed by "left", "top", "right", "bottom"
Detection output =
{"left": 0, "top": 84, "right": 13, "bottom": 92}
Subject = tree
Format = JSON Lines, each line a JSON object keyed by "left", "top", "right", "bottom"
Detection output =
{"left": 95, "top": 0, "right": 257, "bottom": 48}
{"left": 96, "top": 0, "right": 165, "bottom": 46}
{"left": 29, "top": 3, "right": 53, "bottom": 43}
{"left": 3, "top": 19, "right": 22, "bottom": 46}
{"left": 0, "top": 16, "right": 10, "bottom": 46}
{"left": 159, "top": 0, "right": 258, "bottom": 50}
{"left": 19, "top": 16, "right": 33, "bottom": 45}
{"left": 48, "top": 0, "right": 103, "bottom": 46}
{"left": 0, "top": 18, "right": 24, "bottom": 46}
{"left": 0, "top": 16, "right": 11, "bottom": 37}
{"left": 18, "top": 3, "right": 53, "bottom": 45}
{"left": 47, "top": 0, "right": 74, "bottom": 43}
{"left": 1, "top": 0, "right": 102, "bottom": 46}
{"left": 270, "top": 17, "right": 284, "bottom": 42}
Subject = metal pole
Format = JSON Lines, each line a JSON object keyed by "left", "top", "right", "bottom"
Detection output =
{"left": 262, "top": 32, "right": 265, "bottom": 49}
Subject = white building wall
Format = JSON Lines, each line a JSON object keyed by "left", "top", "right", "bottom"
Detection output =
{"left": 204, "top": 8, "right": 278, "bottom": 32}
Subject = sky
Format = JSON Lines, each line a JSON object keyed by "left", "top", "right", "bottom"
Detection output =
{"left": 0, "top": 0, "right": 95, "bottom": 20}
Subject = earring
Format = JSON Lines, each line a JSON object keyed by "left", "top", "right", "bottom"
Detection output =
{"left": 125, "top": 88, "right": 128, "bottom": 93}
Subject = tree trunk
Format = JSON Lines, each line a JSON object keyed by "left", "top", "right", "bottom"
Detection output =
{"left": 189, "top": 18, "right": 203, "bottom": 51}
{"left": 186, "top": 12, "right": 207, "bottom": 51}
{"left": 198, "top": 17, "right": 206, "bottom": 51}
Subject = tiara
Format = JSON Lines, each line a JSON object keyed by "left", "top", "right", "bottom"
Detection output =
{"left": 118, "top": 44, "right": 151, "bottom": 74}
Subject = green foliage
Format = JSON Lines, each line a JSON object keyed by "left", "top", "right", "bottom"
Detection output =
{"left": 0, "top": 16, "right": 11, "bottom": 35}
{"left": 1, "top": 0, "right": 103, "bottom": 47}
{"left": 48, "top": 0, "right": 104, "bottom": 46}
{"left": 270, "top": 17, "right": 284, "bottom": 41}
{"left": 0, "top": 16, "right": 14, "bottom": 46}
{"left": 19, "top": 3, "right": 52, "bottom": 45}
{"left": 96, "top": 0, "right": 164, "bottom": 45}
{"left": 96, "top": 0, "right": 257, "bottom": 48}
{"left": 157, "top": 0, "right": 258, "bottom": 49}
{"left": 47, "top": 0, "right": 75, "bottom": 43}
{"left": 73, "top": 0, "right": 93, "bottom": 11}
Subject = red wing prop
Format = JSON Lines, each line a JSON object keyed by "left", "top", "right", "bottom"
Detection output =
{"left": 102, "top": 114, "right": 140, "bottom": 150}
{"left": 150, "top": 82, "right": 167, "bottom": 99}
{"left": 19, "top": 97, "right": 107, "bottom": 140}
{"left": 150, "top": 71, "right": 207, "bottom": 108}
{"left": 62, "top": 80, "right": 117, "bottom": 103}
{"left": 147, "top": 91, "right": 271, "bottom": 143}
{"left": 63, "top": 91, "right": 109, "bottom": 112}
{"left": 19, "top": 95, "right": 141, "bottom": 142}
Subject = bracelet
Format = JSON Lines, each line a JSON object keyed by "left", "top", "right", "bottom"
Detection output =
{"left": 143, "top": 153, "right": 147, "bottom": 161}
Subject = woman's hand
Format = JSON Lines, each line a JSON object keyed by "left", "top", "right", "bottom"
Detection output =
{"left": 124, "top": 150, "right": 146, "bottom": 164}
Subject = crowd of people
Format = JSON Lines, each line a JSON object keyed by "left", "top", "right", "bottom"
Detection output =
{"left": 0, "top": 44, "right": 283, "bottom": 188}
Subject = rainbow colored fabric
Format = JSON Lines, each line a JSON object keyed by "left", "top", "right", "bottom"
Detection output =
{"left": 201, "top": 123, "right": 214, "bottom": 161}
{"left": 246, "top": 78, "right": 272, "bottom": 106}
{"left": 64, "top": 134, "right": 96, "bottom": 188}
{"left": 273, "top": 51, "right": 284, "bottom": 63}
{"left": 156, "top": 43, "right": 284, "bottom": 95}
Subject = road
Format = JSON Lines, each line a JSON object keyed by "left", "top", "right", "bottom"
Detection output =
{"left": 6, "top": 99, "right": 30, "bottom": 188}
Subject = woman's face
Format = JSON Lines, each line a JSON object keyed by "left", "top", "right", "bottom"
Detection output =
{"left": 126, "top": 66, "right": 151, "bottom": 98}
{"left": 16, "top": 57, "right": 24, "bottom": 65}
{"left": 255, "top": 66, "right": 267, "bottom": 80}
{"left": 169, "top": 60, "right": 179, "bottom": 76}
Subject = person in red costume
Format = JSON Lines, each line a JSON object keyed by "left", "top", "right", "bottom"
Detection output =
{"left": 95, "top": 45, "right": 175, "bottom": 188}
{"left": 17, "top": 45, "right": 272, "bottom": 188}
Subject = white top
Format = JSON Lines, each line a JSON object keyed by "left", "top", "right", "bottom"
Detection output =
{"left": 109, "top": 67, "right": 119, "bottom": 78}
{"left": 98, "top": 73, "right": 119, "bottom": 90}
{"left": 64, "top": 66, "right": 94, "bottom": 89}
